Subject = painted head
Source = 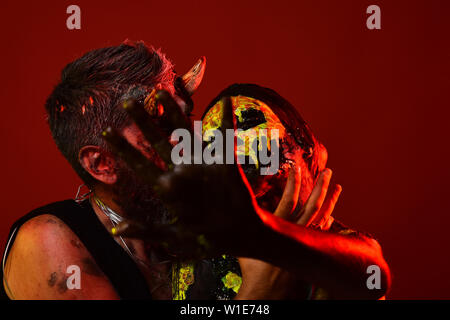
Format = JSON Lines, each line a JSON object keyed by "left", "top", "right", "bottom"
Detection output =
{"left": 202, "top": 84, "right": 328, "bottom": 213}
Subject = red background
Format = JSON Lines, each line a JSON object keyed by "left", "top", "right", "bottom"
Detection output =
{"left": 0, "top": 0, "right": 448, "bottom": 299}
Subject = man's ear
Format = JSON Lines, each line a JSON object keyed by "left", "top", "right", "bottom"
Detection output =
{"left": 78, "top": 146, "right": 118, "bottom": 184}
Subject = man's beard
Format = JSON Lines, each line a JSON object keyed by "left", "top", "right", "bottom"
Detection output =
{"left": 111, "top": 160, "right": 172, "bottom": 228}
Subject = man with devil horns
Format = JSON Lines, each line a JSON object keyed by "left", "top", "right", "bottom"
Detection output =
{"left": 1, "top": 41, "right": 390, "bottom": 300}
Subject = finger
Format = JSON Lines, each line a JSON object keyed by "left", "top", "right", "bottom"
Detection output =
{"left": 123, "top": 99, "right": 174, "bottom": 166}
{"left": 274, "top": 164, "right": 301, "bottom": 219}
{"left": 174, "top": 76, "right": 194, "bottom": 115}
{"left": 220, "top": 96, "right": 234, "bottom": 134}
{"left": 112, "top": 218, "right": 207, "bottom": 259}
{"left": 296, "top": 168, "right": 332, "bottom": 226}
{"left": 220, "top": 96, "right": 236, "bottom": 165}
{"left": 111, "top": 219, "right": 182, "bottom": 247}
{"left": 111, "top": 219, "right": 150, "bottom": 238}
{"left": 321, "top": 215, "right": 335, "bottom": 231}
{"left": 102, "top": 127, "right": 163, "bottom": 183}
{"left": 156, "top": 90, "right": 192, "bottom": 132}
{"left": 313, "top": 184, "right": 342, "bottom": 228}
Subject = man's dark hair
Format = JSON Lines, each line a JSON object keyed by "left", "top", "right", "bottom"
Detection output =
{"left": 45, "top": 40, "right": 176, "bottom": 187}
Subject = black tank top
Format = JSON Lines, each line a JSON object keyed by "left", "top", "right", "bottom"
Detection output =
{"left": 0, "top": 199, "right": 152, "bottom": 299}
{"left": 1, "top": 198, "right": 315, "bottom": 300}
{"left": 0, "top": 199, "right": 246, "bottom": 300}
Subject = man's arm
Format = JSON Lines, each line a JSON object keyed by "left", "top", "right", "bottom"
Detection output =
{"left": 3, "top": 214, "right": 119, "bottom": 299}
{"left": 246, "top": 210, "right": 391, "bottom": 300}
{"left": 236, "top": 168, "right": 389, "bottom": 300}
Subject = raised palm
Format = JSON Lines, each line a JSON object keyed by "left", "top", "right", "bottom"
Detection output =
{"left": 102, "top": 91, "right": 266, "bottom": 259}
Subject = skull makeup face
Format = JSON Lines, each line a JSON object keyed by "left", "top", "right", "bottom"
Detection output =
{"left": 203, "top": 95, "right": 297, "bottom": 212}
{"left": 201, "top": 84, "right": 328, "bottom": 213}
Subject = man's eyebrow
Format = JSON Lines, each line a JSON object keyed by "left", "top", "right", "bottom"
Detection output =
{"left": 236, "top": 108, "right": 267, "bottom": 130}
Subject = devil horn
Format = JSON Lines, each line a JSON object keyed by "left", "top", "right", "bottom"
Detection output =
{"left": 181, "top": 56, "right": 206, "bottom": 96}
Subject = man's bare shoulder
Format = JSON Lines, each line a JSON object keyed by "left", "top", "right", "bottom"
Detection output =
{"left": 3, "top": 214, "right": 119, "bottom": 300}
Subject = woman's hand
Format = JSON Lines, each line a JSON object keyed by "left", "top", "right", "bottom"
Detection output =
{"left": 236, "top": 166, "right": 342, "bottom": 299}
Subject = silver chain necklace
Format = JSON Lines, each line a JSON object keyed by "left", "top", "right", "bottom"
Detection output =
{"left": 75, "top": 186, "right": 172, "bottom": 295}
{"left": 91, "top": 195, "right": 173, "bottom": 295}
{"left": 93, "top": 196, "right": 136, "bottom": 259}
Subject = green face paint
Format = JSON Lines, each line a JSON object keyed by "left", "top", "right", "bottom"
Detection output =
{"left": 202, "top": 95, "right": 287, "bottom": 168}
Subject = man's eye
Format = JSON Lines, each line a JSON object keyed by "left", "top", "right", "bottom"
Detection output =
{"left": 236, "top": 108, "right": 267, "bottom": 130}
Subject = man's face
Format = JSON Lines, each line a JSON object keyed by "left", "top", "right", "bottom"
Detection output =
{"left": 107, "top": 81, "right": 188, "bottom": 225}
{"left": 111, "top": 123, "right": 171, "bottom": 225}
{"left": 202, "top": 96, "right": 313, "bottom": 213}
